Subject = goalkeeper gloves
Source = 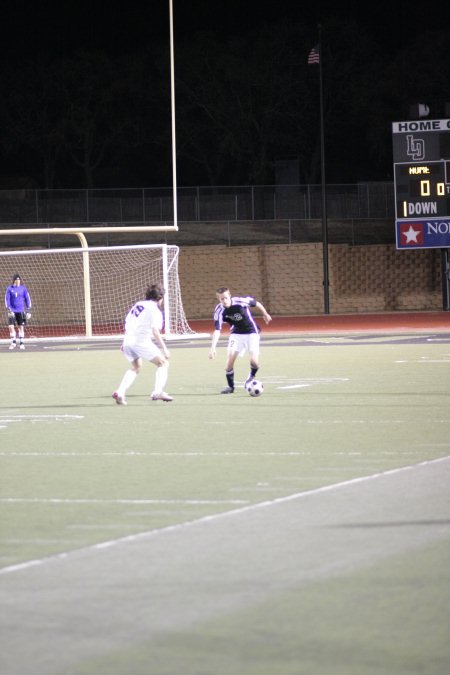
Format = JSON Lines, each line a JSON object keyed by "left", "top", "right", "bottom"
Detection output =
{"left": 7, "top": 310, "right": 14, "bottom": 319}
{"left": 26, "top": 312, "right": 32, "bottom": 320}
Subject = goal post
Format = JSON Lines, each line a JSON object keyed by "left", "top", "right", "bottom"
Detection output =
{"left": 0, "top": 243, "right": 195, "bottom": 340}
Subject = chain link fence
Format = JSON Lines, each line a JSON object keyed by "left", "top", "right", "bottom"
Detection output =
{"left": 0, "top": 182, "right": 396, "bottom": 246}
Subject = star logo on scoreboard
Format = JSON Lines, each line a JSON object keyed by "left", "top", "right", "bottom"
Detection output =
{"left": 399, "top": 222, "right": 424, "bottom": 246}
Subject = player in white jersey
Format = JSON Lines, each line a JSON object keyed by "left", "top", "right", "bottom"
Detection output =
{"left": 112, "top": 283, "right": 173, "bottom": 404}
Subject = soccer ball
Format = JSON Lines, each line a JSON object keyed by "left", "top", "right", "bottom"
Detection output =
{"left": 246, "top": 379, "right": 264, "bottom": 397}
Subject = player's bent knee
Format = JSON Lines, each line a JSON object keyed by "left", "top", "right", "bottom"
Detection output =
{"left": 153, "top": 356, "right": 167, "bottom": 367}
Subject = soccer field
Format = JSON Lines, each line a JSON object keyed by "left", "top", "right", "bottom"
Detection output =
{"left": 1, "top": 329, "right": 450, "bottom": 675}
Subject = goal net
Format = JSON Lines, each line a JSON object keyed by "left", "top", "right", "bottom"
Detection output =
{"left": 0, "top": 244, "right": 194, "bottom": 339}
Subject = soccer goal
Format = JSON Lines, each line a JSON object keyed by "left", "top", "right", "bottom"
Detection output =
{"left": 0, "top": 244, "right": 194, "bottom": 339}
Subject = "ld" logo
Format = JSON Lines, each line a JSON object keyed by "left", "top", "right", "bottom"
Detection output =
{"left": 406, "top": 134, "right": 425, "bottom": 161}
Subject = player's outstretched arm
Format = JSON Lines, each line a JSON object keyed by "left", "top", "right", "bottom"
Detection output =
{"left": 255, "top": 301, "right": 272, "bottom": 324}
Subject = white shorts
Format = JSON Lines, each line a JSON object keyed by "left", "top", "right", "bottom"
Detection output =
{"left": 228, "top": 332, "right": 260, "bottom": 358}
{"left": 121, "top": 339, "right": 162, "bottom": 363}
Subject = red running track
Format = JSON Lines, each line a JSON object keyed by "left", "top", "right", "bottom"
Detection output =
{"left": 1, "top": 312, "right": 448, "bottom": 340}
{"left": 188, "top": 311, "right": 450, "bottom": 335}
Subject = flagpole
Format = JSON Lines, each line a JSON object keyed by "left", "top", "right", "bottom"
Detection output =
{"left": 318, "top": 24, "right": 330, "bottom": 313}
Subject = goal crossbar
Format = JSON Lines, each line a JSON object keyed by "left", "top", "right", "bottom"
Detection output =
{"left": 0, "top": 226, "right": 178, "bottom": 235}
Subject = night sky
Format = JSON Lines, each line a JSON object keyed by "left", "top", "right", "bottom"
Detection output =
{"left": 1, "top": 1, "right": 444, "bottom": 62}
{"left": 0, "top": 1, "right": 448, "bottom": 189}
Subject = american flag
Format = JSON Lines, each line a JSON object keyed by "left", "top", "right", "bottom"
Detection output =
{"left": 307, "top": 45, "right": 320, "bottom": 65}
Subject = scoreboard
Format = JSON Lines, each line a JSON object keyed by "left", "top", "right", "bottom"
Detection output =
{"left": 394, "top": 160, "right": 450, "bottom": 217}
{"left": 392, "top": 119, "right": 450, "bottom": 249}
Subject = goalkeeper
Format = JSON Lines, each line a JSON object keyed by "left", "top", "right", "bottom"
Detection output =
{"left": 5, "top": 274, "right": 32, "bottom": 350}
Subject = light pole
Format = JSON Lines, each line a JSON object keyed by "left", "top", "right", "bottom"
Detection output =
{"left": 169, "top": 0, "right": 178, "bottom": 231}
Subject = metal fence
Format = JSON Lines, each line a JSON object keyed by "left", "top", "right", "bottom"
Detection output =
{"left": 0, "top": 182, "right": 395, "bottom": 225}
{"left": 0, "top": 183, "right": 396, "bottom": 247}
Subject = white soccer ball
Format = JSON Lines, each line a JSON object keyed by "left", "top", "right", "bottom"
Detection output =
{"left": 246, "top": 379, "right": 264, "bottom": 397}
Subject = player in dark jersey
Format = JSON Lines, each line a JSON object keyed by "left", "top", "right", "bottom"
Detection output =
{"left": 5, "top": 274, "right": 32, "bottom": 350}
{"left": 208, "top": 287, "right": 272, "bottom": 393}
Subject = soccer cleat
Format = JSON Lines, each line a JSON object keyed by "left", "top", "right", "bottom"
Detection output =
{"left": 19, "top": 344, "right": 25, "bottom": 350}
{"left": 9, "top": 343, "right": 17, "bottom": 350}
{"left": 112, "top": 391, "right": 127, "bottom": 405}
{"left": 220, "top": 386, "right": 234, "bottom": 394}
{"left": 151, "top": 392, "right": 173, "bottom": 402}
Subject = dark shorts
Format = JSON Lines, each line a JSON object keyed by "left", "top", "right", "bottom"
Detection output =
{"left": 8, "top": 312, "right": 26, "bottom": 326}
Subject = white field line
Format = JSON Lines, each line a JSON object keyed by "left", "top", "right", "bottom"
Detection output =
{"left": 1, "top": 498, "right": 249, "bottom": 505}
{"left": 1, "top": 455, "right": 449, "bottom": 577}
{"left": 0, "top": 414, "right": 84, "bottom": 433}
{"left": 266, "top": 376, "right": 349, "bottom": 383}
{"left": 0, "top": 415, "right": 84, "bottom": 419}
{"left": 0, "top": 451, "right": 321, "bottom": 456}
{"left": 1, "top": 423, "right": 448, "bottom": 458}
{"left": 0, "top": 414, "right": 84, "bottom": 432}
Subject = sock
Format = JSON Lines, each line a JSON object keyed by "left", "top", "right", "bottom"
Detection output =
{"left": 118, "top": 369, "right": 137, "bottom": 395}
{"left": 154, "top": 363, "right": 169, "bottom": 394}
{"left": 246, "top": 366, "right": 258, "bottom": 383}
{"left": 226, "top": 369, "right": 234, "bottom": 389}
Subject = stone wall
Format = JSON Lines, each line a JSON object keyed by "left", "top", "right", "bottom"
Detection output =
{"left": 0, "top": 240, "right": 444, "bottom": 326}
{"left": 178, "top": 243, "right": 443, "bottom": 319}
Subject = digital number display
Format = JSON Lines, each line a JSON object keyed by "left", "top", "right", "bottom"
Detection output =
{"left": 394, "top": 160, "right": 450, "bottom": 218}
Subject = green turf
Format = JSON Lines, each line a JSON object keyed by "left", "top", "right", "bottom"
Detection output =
{"left": 1, "top": 336, "right": 449, "bottom": 566}
{"left": 1, "top": 333, "right": 449, "bottom": 675}
{"left": 72, "top": 540, "right": 450, "bottom": 675}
